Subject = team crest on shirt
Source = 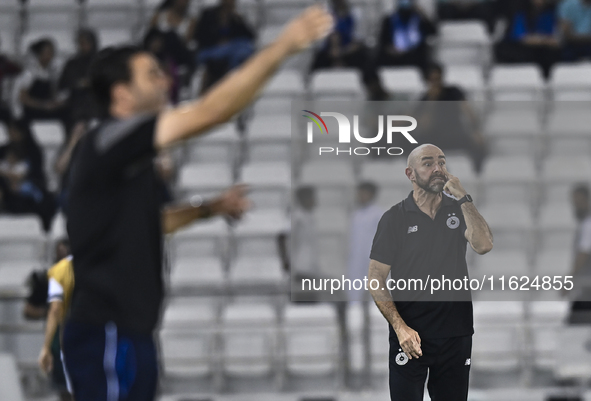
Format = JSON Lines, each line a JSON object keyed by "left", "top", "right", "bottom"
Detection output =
{"left": 395, "top": 349, "right": 409, "bottom": 365}
{"left": 447, "top": 213, "right": 460, "bottom": 229}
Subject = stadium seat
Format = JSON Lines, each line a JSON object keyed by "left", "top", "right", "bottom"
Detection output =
{"left": 530, "top": 300, "right": 569, "bottom": 324}
{"left": 184, "top": 123, "right": 240, "bottom": 164}
{"left": 169, "top": 216, "right": 229, "bottom": 260}
{"left": 160, "top": 323, "right": 217, "bottom": 378}
{"left": 489, "top": 64, "right": 545, "bottom": 102}
{"left": 473, "top": 228, "right": 532, "bottom": 274}
{"left": 26, "top": 0, "right": 79, "bottom": 31}
{"left": 482, "top": 108, "right": 543, "bottom": 157}
{"left": 436, "top": 21, "right": 491, "bottom": 66}
{"left": 0, "top": 29, "right": 16, "bottom": 56}
{"left": 0, "top": 354, "right": 25, "bottom": 401}
{"left": 221, "top": 302, "right": 278, "bottom": 378}
{"left": 545, "top": 105, "right": 591, "bottom": 156}
{"left": 232, "top": 208, "right": 289, "bottom": 260}
{"left": 85, "top": 0, "right": 140, "bottom": 30}
{"left": 473, "top": 301, "right": 525, "bottom": 326}
{"left": 550, "top": 62, "right": 591, "bottom": 101}
{"left": 246, "top": 115, "right": 292, "bottom": 162}
{"left": 359, "top": 159, "right": 410, "bottom": 187}
{"left": 0, "top": 216, "right": 45, "bottom": 263}
{"left": 162, "top": 297, "right": 218, "bottom": 328}
{"left": 299, "top": 160, "right": 356, "bottom": 209}
{"left": 97, "top": 28, "right": 134, "bottom": 48}
{"left": 228, "top": 256, "right": 285, "bottom": 289}
{"left": 554, "top": 326, "right": 591, "bottom": 380}
{"left": 177, "top": 163, "right": 234, "bottom": 198}
{"left": 540, "top": 156, "right": 591, "bottom": 204}
{"left": 536, "top": 201, "right": 576, "bottom": 251}
{"left": 241, "top": 161, "right": 290, "bottom": 209}
{"left": 369, "top": 303, "right": 390, "bottom": 375}
{"left": 444, "top": 65, "right": 486, "bottom": 102}
{"left": 378, "top": 67, "right": 425, "bottom": 99}
{"left": 252, "top": 97, "right": 292, "bottom": 116}
{"left": 282, "top": 303, "right": 340, "bottom": 377}
{"left": 480, "top": 156, "right": 538, "bottom": 207}
{"left": 170, "top": 257, "right": 226, "bottom": 295}
{"left": 309, "top": 69, "right": 364, "bottom": 100}
{"left": 262, "top": 69, "right": 306, "bottom": 98}
{"left": 0, "top": 261, "right": 42, "bottom": 297}
{"left": 472, "top": 324, "right": 523, "bottom": 372}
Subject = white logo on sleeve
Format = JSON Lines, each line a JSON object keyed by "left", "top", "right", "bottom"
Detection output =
{"left": 407, "top": 225, "right": 418, "bottom": 234}
{"left": 465, "top": 358, "right": 471, "bottom": 366}
{"left": 447, "top": 213, "right": 460, "bottom": 229}
{"left": 396, "top": 349, "right": 409, "bottom": 365}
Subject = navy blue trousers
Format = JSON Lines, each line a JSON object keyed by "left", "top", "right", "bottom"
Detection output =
{"left": 62, "top": 320, "right": 158, "bottom": 401}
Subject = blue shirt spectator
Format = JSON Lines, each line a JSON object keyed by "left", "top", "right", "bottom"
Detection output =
{"left": 559, "top": 0, "right": 591, "bottom": 35}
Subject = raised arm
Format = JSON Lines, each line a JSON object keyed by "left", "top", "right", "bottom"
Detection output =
{"left": 154, "top": 6, "right": 333, "bottom": 149}
{"left": 443, "top": 173, "right": 493, "bottom": 255}
{"left": 368, "top": 259, "right": 422, "bottom": 360}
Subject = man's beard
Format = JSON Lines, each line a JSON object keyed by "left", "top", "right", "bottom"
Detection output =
{"left": 415, "top": 171, "right": 446, "bottom": 194}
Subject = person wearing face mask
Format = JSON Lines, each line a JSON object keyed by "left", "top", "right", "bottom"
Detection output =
{"left": 376, "top": 0, "right": 437, "bottom": 75}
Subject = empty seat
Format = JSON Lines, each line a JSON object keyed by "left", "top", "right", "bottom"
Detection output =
{"left": 540, "top": 157, "right": 591, "bottom": 204}
{"left": 170, "top": 257, "right": 225, "bottom": 294}
{"left": 233, "top": 208, "right": 289, "bottom": 257}
{"left": 169, "top": 216, "right": 229, "bottom": 260}
{"left": 246, "top": 115, "right": 291, "bottom": 162}
{"left": 262, "top": 69, "right": 305, "bottom": 98}
{"left": 0, "top": 354, "right": 25, "bottom": 401}
{"left": 0, "top": 261, "right": 43, "bottom": 296}
{"left": 472, "top": 325, "right": 523, "bottom": 372}
{"left": 476, "top": 202, "right": 535, "bottom": 252}
{"left": 378, "top": 67, "right": 425, "bottom": 99}
{"left": 98, "top": 28, "right": 133, "bottom": 48}
{"left": 536, "top": 202, "right": 576, "bottom": 251}
{"left": 160, "top": 326, "right": 216, "bottom": 378}
{"left": 546, "top": 105, "right": 591, "bottom": 156}
{"left": 228, "top": 256, "right": 285, "bottom": 288}
{"left": 27, "top": 0, "right": 79, "bottom": 31}
{"left": 162, "top": 297, "right": 217, "bottom": 328}
{"left": 177, "top": 163, "right": 233, "bottom": 197}
{"left": 0, "top": 216, "right": 45, "bottom": 263}
{"left": 473, "top": 301, "right": 525, "bottom": 326}
{"left": 555, "top": 326, "right": 591, "bottom": 380}
{"left": 532, "top": 249, "right": 571, "bottom": 277}
{"left": 221, "top": 303, "right": 277, "bottom": 377}
{"left": 480, "top": 156, "right": 538, "bottom": 206}
{"left": 282, "top": 303, "right": 340, "bottom": 376}
{"left": 241, "top": 162, "right": 290, "bottom": 209}
{"left": 310, "top": 69, "right": 364, "bottom": 100}
{"left": 299, "top": 160, "right": 356, "bottom": 208}
{"left": 550, "top": 62, "right": 591, "bottom": 101}
{"left": 489, "top": 64, "right": 545, "bottom": 102}
{"left": 359, "top": 159, "right": 410, "bottom": 187}
{"left": 482, "top": 109, "right": 542, "bottom": 156}
{"left": 184, "top": 123, "right": 240, "bottom": 164}
{"left": 85, "top": 0, "right": 140, "bottom": 29}
{"left": 436, "top": 21, "right": 491, "bottom": 66}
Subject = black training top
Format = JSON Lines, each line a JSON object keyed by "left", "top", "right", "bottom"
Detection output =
{"left": 66, "top": 114, "right": 164, "bottom": 335}
{"left": 370, "top": 191, "right": 474, "bottom": 340}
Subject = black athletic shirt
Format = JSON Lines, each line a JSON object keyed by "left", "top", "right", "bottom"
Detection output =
{"left": 66, "top": 114, "right": 164, "bottom": 335}
{"left": 370, "top": 191, "right": 474, "bottom": 340}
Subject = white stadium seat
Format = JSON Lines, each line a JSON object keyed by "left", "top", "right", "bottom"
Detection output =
{"left": 480, "top": 156, "right": 538, "bottom": 206}
{"left": 546, "top": 105, "right": 591, "bottom": 156}
{"left": 436, "top": 21, "right": 491, "bottom": 66}
{"left": 310, "top": 69, "right": 364, "bottom": 100}
{"left": 0, "top": 216, "right": 45, "bottom": 263}
{"left": 241, "top": 161, "right": 290, "bottom": 209}
{"left": 483, "top": 108, "right": 543, "bottom": 156}
{"left": 378, "top": 67, "right": 425, "bottom": 99}
{"left": 246, "top": 115, "right": 292, "bottom": 162}
{"left": 550, "top": 62, "right": 591, "bottom": 101}
{"left": 184, "top": 123, "right": 240, "bottom": 164}
{"left": 489, "top": 64, "right": 545, "bottom": 102}
{"left": 170, "top": 257, "right": 226, "bottom": 294}
{"left": 444, "top": 65, "right": 486, "bottom": 101}
{"left": 262, "top": 69, "right": 305, "bottom": 98}
{"left": 177, "top": 163, "right": 233, "bottom": 197}
{"left": 169, "top": 216, "right": 229, "bottom": 260}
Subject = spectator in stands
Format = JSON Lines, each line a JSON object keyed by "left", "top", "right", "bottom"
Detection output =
{"left": 376, "top": 0, "right": 437, "bottom": 74}
{"left": 194, "top": 0, "right": 256, "bottom": 93}
{"left": 11, "top": 38, "right": 68, "bottom": 133}
{"left": 0, "top": 122, "right": 55, "bottom": 231}
{"left": 416, "top": 63, "right": 487, "bottom": 173}
{"left": 567, "top": 184, "right": 591, "bottom": 324}
{"left": 495, "top": 0, "right": 560, "bottom": 79}
{"left": 0, "top": 36, "right": 21, "bottom": 126}
{"left": 348, "top": 182, "right": 383, "bottom": 303}
{"left": 437, "top": 0, "right": 498, "bottom": 33}
{"left": 310, "top": 0, "right": 387, "bottom": 100}
{"left": 559, "top": 0, "right": 591, "bottom": 61}
{"left": 291, "top": 186, "right": 319, "bottom": 279}
{"left": 58, "top": 29, "right": 98, "bottom": 127}
{"left": 148, "top": 0, "right": 196, "bottom": 103}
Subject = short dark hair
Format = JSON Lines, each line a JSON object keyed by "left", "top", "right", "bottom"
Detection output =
{"left": 358, "top": 181, "right": 378, "bottom": 197}
{"left": 424, "top": 62, "right": 444, "bottom": 80}
{"left": 29, "top": 38, "right": 54, "bottom": 56}
{"left": 573, "top": 184, "right": 590, "bottom": 198}
{"left": 89, "top": 46, "right": 144, "bottom": 115}
{"left": 77, "top": 28, "right": 98, "bottom": 54}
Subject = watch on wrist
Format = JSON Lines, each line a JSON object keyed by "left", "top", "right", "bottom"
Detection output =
{"left": 458, "top": 194, "right": 473, "bottom": 206}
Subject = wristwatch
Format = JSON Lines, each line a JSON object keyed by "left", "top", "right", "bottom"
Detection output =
{"left": 458, "top": 194, "right": 473, "bottom": 206}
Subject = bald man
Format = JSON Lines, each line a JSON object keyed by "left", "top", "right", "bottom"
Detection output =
{"left": 368, "top": 144, "right": 493, "bottom": 401}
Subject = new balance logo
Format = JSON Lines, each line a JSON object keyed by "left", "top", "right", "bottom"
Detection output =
{"left": 465, "top": 358, "right": 471, "bottom": 366}
{"left": 407, "top": 225, "right": 418, "bottom": 234}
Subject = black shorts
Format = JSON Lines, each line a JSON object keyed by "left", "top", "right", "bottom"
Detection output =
{"left": 389, "top": 334, "right": 472, "bottom": 401}
{"left": 62, "top": 320, "right": 158, "bottom": 401}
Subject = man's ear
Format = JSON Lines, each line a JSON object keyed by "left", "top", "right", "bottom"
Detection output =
{"left": 405, "top": 167, "right": 413, "bottom": 181}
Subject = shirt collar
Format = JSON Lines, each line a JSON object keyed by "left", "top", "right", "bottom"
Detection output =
{"left": 404, "top": 190, "right": 457, "bottom": 213}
